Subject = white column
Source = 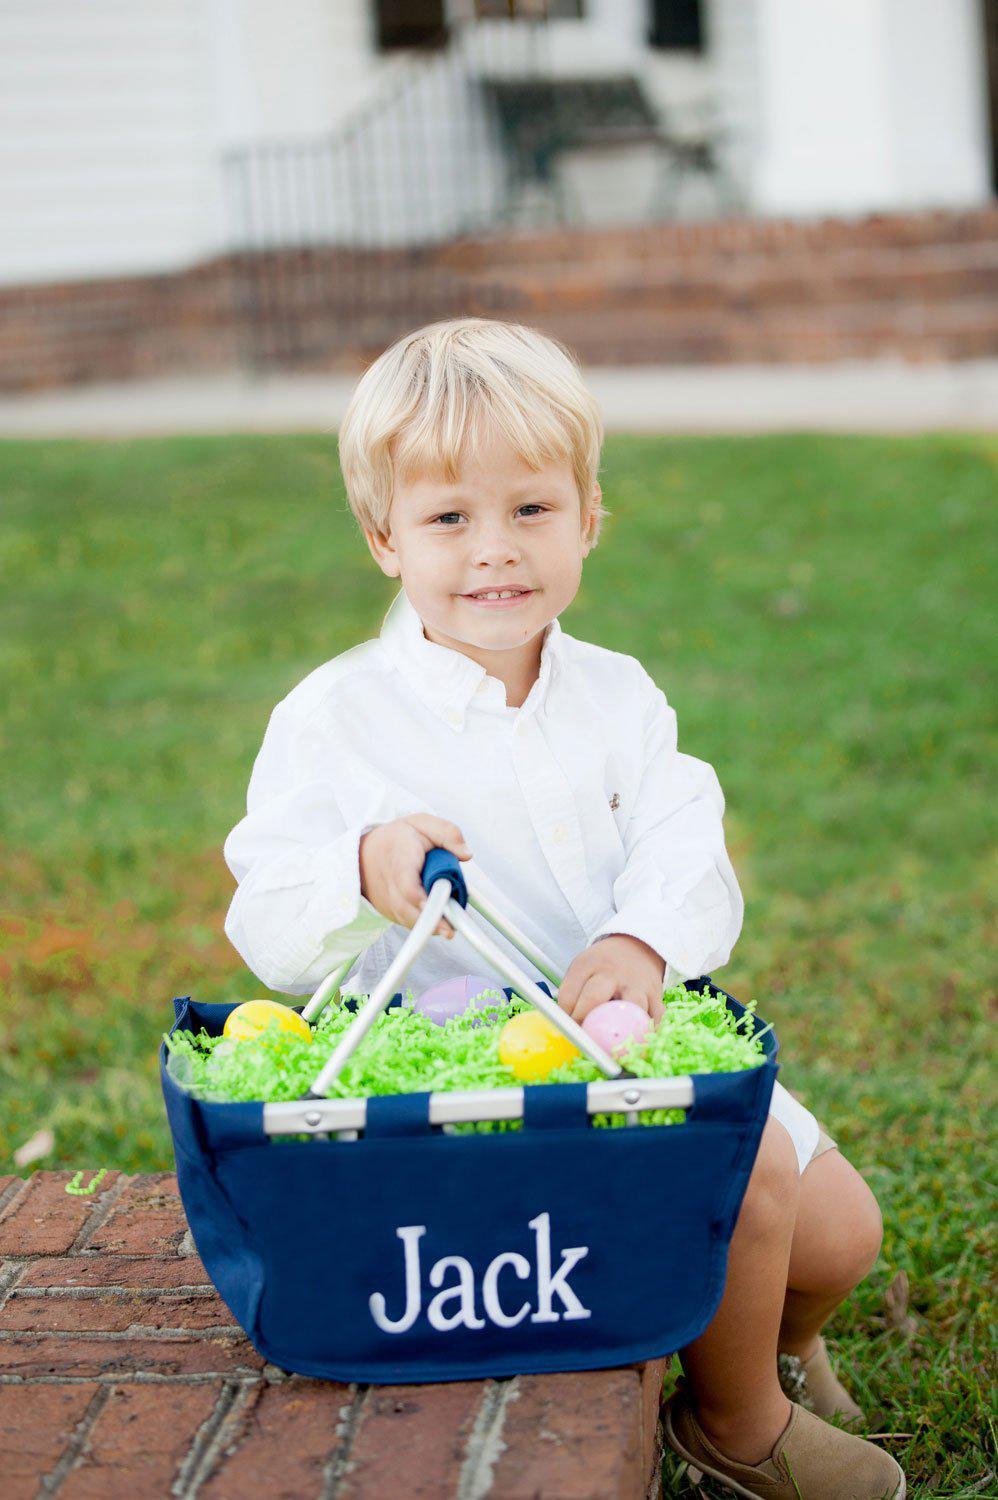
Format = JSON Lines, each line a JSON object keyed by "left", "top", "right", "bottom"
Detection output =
{"left": 712, "top": 0, "right": 992, "bottom": 216}
{"left": 881, "top": 0, "right": 992, "bottom": 205}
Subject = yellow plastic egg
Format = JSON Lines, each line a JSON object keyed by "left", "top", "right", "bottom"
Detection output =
{"left": 223, "top": 999, "right": 312, "bottom": 1045}
{"left": 498, "top": 1010, "right": 580, "bottom": 1082}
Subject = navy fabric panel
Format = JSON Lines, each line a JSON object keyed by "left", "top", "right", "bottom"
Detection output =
{"left": 161, "top": 1041, "right": 207, "bottom": 1163}
{"left": 522, "top": 1082, "right": 590, "bottom": 1130}
{"left": 366, "top": 1092, "right": 434, "bottom": 1137}
{"left": 161, "top": 976, "right": 776, "bottom": 1384}
{"left": 161, "top": 1054, "right": 265, "bottom": 1333}
{"left": 176, "top": 999, "right": 240, "bottom": 1034}
{"left": 200, "top": 1100, "right": 266, "bottom": 1150}
{"left": 689, "top": 1069, "right": 754, "bottom": 1123}
{"left": 211, "top": 1109, "right": 763, "bottom": 1382}
{"left": 694, "top": 1060, "right": 776, "bottom": 1246}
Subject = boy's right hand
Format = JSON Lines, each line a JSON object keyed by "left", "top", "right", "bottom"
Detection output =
{"left": 359, "top": 815, "right": 472, "bottom": 939}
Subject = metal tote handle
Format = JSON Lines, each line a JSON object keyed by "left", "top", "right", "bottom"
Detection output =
{"left": 300, "top": 851, "right": 566, "bottom": 1025}
{"left": 300, "top": 955, "right": 358, "bottom": 1024}
{"left": 306, "top": 847, "right": 621, "bottom": 1098}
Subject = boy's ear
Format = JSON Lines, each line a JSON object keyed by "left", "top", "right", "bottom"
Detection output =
{"left": 363, "top": 524, "right": 401, "bottom": 579}
{"left": 582, "top": 484, "right": 603, "bottom": 555}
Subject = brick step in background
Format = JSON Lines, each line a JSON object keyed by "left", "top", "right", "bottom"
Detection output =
{"left": 0, "top": 1172, "right": 667, "bottom": 1499}
{"left": 281, "top": 297, "right": 998, "bottom": 369}
{"left": 453, "top": 244, "right": 998, "bottom": 312}
{"left": 226, "top": 243, "right": 998, "bottom": 327}
{"left": 3, "top": 205, "right": 997, "bottom": 392}
{"left": 434, "top": 206, "right": 998, "bottom": 270}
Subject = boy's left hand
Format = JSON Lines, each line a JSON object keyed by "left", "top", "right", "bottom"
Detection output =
{"left": 557, "top": 934, "right": 667, "bottom": 1025}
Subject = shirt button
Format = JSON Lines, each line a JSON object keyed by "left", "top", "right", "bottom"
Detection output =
{"left": 552, "top": 824, "right": 568, "bottom": 845}
{"left": 445, "top": 709, "right": 461, "bottom": 727}
{"left": 335, "top": 895, "right": 352, "bottom": 914}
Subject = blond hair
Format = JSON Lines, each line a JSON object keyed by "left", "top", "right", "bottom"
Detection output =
{"left": 338, "top": 317, "right": 608, "bottom": 543}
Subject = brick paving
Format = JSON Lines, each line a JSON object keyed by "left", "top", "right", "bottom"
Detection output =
{"left": 0, "top": 1173, "right": 667, "bottom": 1498}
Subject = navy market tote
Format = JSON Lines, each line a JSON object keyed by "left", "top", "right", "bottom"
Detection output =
{"left": 161, "top": 849, "right": 777, "bottom": 1384}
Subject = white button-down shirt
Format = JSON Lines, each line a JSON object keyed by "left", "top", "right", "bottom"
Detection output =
{"left": 224, "top": 584, "right": 742, "bottom": 995}
{"left": 223, "top": 585, "right": 819, "bottom": 1171}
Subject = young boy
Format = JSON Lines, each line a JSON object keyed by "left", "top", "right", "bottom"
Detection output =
{"left": 223, "top": 318, "right": 904, "bottom": 1499}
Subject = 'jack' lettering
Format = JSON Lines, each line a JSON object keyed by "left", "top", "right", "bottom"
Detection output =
{"left": 369, "top": 1213, "right": 591, "bottom": 1335}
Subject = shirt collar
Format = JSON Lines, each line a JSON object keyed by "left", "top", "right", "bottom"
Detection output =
{"left": 378, "top": 586, "right": 563, "bottom": 731}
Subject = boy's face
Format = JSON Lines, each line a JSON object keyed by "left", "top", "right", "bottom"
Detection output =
{"left": 364, "top": 426, "right": 601, "bottom": 673}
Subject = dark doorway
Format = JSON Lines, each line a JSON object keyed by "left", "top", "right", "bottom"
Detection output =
{"left": 649, "top": 0, "right": 704, "bottom": 52}
{"left": 375, "top": 0, "right": 447, "bottom": 50}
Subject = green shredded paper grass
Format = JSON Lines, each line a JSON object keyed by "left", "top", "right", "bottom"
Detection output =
{"left": 165, "top": 986, "right": 769, "bottom": 1132}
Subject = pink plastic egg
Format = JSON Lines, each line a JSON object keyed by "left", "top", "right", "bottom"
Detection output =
{"left": 581, "top": 999, "right": 652, "bottom": 1058}
{"left": 412, "top": 973, "right": 506, "bottom": 1027}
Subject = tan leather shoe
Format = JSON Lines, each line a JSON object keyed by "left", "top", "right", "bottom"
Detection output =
{"left": 778, "top": 1338, "right": 866, "bottom": 1429}
{"left": 663, "top": 1384, "right": 905, "bottom": 1499}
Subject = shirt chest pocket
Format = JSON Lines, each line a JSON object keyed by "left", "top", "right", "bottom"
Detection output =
{"left": 574, "top": 749, "right": 629, "bottom": 875}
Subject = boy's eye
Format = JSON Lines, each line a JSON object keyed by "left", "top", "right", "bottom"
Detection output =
{"left": 431, "top": 505, "right": 547, "bottom": 526}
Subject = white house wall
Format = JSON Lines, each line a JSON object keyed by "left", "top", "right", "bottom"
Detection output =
{"left": 1, "top": 0, "right": 219, "bottom": 285}
{"left": 705, "top": 0, "right": 763, "bottom": 202}
{"left": 0, "top": 0, "right": 388, "bottom": 285}
{"left": 216, "top": 0, "right": 387, "bottom": 142}
{"left": 0, "top": 0, "right": 993, "bottom": 286}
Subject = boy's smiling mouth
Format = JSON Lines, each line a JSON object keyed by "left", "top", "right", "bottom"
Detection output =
{"left": 461, "top": 587, "right": 535, "bottom": 607}
{"left": 462, "top": 588, "right": 534, "bottom": 600}
{"left": 462, "top": 585, "right": 537, "bottom": 609}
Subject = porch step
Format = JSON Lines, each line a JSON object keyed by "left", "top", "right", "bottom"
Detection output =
{"left": 3, "top": 205, "right": 997, "bottom": 393}
{"left": 250, "top": 205, "right": 998, "bottom": 368}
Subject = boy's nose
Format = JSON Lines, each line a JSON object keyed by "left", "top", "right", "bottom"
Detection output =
{"left": 471, "top": 531, "right": 521, "bottom": 566}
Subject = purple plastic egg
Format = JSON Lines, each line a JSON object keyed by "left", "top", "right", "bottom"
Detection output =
{"left": 581, "top": 999, "right": 652, "bottom": 1058}
{"left": 413, "top": 973, "right": 506, "bottom": 1027}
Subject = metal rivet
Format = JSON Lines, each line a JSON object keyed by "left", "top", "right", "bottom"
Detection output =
{"left": 304, "top": 1110, "right": 322, "bottom": 1128}
{"left": 622, "top": 1088, "right": 641, "bottom": 1106}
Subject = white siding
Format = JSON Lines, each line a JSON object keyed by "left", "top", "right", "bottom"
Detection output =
{"left": 0, "top": 0, "right": 385, "bottom": 285}
{"left": 1, "top": 0, "right": 217, "bottom": 282}
{"left": 219, "top": 0, "right": 381, "bottom": 143}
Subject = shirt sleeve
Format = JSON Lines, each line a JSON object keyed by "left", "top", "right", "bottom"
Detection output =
{"left": 222, "top": 697, "right": 393, "bottom": 995}
{"left": 587, "top": 672, "right": 744, "bottom": 984}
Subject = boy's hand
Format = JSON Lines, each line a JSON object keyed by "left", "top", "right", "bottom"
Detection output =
{"left": 359, "top": 814, "right": 472, "bottom": 939}
{"left": 557, "top": 934, "right": 667, "bottom": 1025}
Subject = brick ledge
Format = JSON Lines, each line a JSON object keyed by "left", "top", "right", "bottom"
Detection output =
{"left": 3, "top": 204, "right": 997, "bottom": 395}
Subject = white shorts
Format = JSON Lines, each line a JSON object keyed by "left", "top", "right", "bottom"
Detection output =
{"left": 768, "top": 1080, "right": 837, "bottom": 1174}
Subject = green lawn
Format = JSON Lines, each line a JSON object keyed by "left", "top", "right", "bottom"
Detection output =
{"left": 1, "top": 433, "right": 994, "bottom": 1494}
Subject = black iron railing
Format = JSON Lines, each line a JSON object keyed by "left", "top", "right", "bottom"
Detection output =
{"left": 223, "top": 18, "right": 738, "bottom": 370}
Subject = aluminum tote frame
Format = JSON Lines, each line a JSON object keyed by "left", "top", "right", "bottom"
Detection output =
{"left": 263, "top": 860, "right": 692, "bottom": 1138}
